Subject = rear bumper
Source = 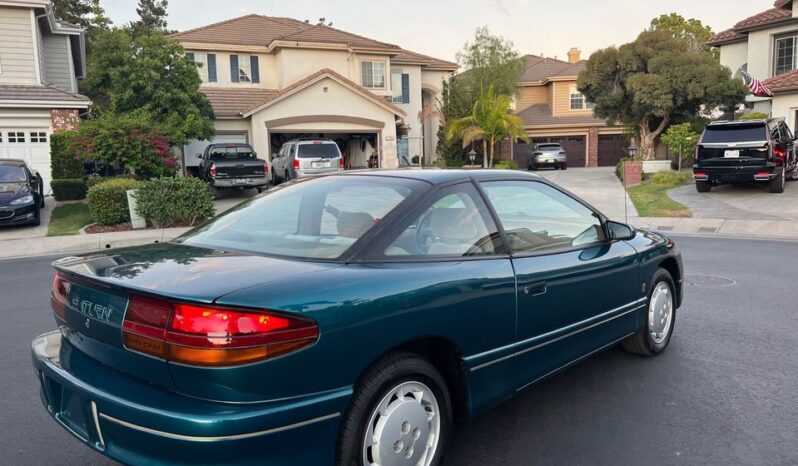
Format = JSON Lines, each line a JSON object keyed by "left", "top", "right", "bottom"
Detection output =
{"left": 693, "top": 163, "right": 776, "bottom": 183}
{"left": 530, "top": 156, "right": 566, "bottom": 166}
{"left": 293, "top": 168, "right": 343, "bottom": 178}
{"left": 210, "top": 177, "right": 269, "bottom": 189}
{"left": 32, "top": 330, "right": 349, "bottom": 466}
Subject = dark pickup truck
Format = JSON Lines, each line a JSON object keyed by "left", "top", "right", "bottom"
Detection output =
{"left": 693, "top": 119, "right": 798, "bottom": 193}
{"left": 196, "top": 143, "right": 269, "bottom": 194}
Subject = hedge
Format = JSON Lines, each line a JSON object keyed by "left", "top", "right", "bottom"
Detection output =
{"left": 135, "top": 177, "right": 215, "bottom": 229}
{"left": 51, "top": 179, "right": 88, "bottom": 201}
{"left": 50, "top": 132, "right": 82, "bottom": 179}
{"left": 494, "top": 159, "right": 518, "bottom": 170}
{"left": 87, "top": 178, "right": 140, "bottom": 225}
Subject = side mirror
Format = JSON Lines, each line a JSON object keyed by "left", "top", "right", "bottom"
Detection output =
{"left": 195, "top": 153, "right": 203, "bottom": 159}
{"left": 606, "top": 221, "right": 635, "bottom": 241}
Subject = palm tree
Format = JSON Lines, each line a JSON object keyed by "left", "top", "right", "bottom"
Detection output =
{"left": 446, "top": 87, "right": 527, "bottom": 167}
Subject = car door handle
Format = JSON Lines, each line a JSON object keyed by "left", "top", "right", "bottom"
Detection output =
{"left": 522, "top": 281, "right": 547, "bottom": 296}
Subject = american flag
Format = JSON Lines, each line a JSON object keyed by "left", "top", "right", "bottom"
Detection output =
{"left": 740, "top": 70, "right": 773, "bottom": 97}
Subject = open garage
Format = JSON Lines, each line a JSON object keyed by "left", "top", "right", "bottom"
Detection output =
{"left": 514, "top": 136, "right": 586, "bottom": 168}
{"left": 269, "top": 131, "right": 381, "bottom": 171}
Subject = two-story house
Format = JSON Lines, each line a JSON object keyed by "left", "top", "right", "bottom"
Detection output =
{"left": 0, "top": 0, "right": 90, "bottom": 192}
{"left": 169, "top": 15, "right": 457, "bottom": 173}
{"left": 710, "top": 0, "right": 798, "bottom": 130}
{"left": 509, "top": 49, "right": 629, "bottom": 168}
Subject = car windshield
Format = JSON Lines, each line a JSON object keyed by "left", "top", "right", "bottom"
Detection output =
{"left": 0, "top": 166, "right": 27, "bottom": 183}
{"left": 702, "top": 125, "right": 768, "bottom": 144}
{"left": 179, "top": 176, "right": 424, "bottom": 259}
{"left": 538, "top": 144, "right": 562, "bottom": 151}
{"left": 297, "top": 143, "right": 340, "bottom": 159}
{"left": 209, "top": 146, "right": 255, "bottom": 160}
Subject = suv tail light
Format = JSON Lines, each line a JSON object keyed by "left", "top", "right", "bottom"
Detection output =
{"left": 773, "top": 147, "right": 787, "bottom": 159}
{"left": 292, "top": 158, "right": 299, "bottom": 170}
{"left": 122, "top": 295, "right": 318, "bottom": 366}
{"left": 339, "top": 157, "right": 345, "bottom": 169}
{"left": 209, "top": 164, "right": 217, "bottom": 178}
{"left": 51, "top": 272, "right": 70, "bottom": 320}
{"left": 263, "top": 161, "right": 268, "bottom": 174}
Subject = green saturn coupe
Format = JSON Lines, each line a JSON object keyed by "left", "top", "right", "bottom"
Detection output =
{"left": 32, "top": 169, "right": 683, "bottom": 466}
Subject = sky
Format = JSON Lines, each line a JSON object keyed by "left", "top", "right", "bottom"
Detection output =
{"left": 103, "top": 0, "right": 769, "bottom": 62}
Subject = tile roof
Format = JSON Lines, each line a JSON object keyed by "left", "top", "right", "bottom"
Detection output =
{"left": 519, "top": 55, "right": 585, "bottom": 83}
{"left": 242, "top": 68, "right": 405, "bottom": 117}
{"left": 0, "top": 85, "right": 90, "bottom": 104}
{"left": 734, "top": 7, "right": 793, "bottom": 31}
{"left": 763, "top": 69, "right": 798, "bottom": 92}
{"left": 516, "top": 103, "right": 607, "bottom": 127}
{"left": 200, "top": 88, "right": 277, "bottom": 118}
{"left": 707, "top": 28, "right": 746, "bottom": 46}
{"left": 391, "top": 49, "right": 458, "bottom": 71}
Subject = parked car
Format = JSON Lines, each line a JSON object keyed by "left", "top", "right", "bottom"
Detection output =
{"left": 528, "top": 143, "right": 568, "bottom": 170}
{"left": 196, "top": 143, "right": 269, "bottom": 195}
{"left": 693, "top": 118, "right": 798, "bottom": 193}
{"left": 271, "top": 138, "right": 344, "bottom": 184}
{"left": 0, "top": 159, "right": 45, "bottom": 226}
{"left": 33, "top": 170, "right": 683, "bottom": 466}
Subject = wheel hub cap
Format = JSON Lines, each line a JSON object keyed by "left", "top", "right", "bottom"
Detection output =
{"left": 648, "top": 282, "right": 673, "bottom": 344}
{"left": 363, "top": 381, "right": 440, "bottom": 466}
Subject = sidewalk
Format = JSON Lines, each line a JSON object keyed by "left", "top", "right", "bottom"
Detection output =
{"left": 631, "top": 216, "right": 798, "bottom": 239}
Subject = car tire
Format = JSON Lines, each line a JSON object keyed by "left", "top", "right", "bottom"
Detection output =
{"left": 530, "top": 164, "right": 538, "bottom": 171}
{"left": 337, "top": 352, "right": 452, "bottom": 466}
{"left": 208, "top": 185, "right": 220, "bottom": 199}
{"left": 769, "top": 167, "right": 785, "bottom": 193}
{"left": 284, "top": 170, "right": 291, "bottom": 182}
{"left": 31, "top": 206, "right": 41, "bottom": 226}
{"left": 695, "top": 180, "right": 711, "bottom": 193}
{"left": 622, "top": 268, "right": 676, "bottom": 356}
{"left": 562, "top": 163, "right": 568, "bottom": 170}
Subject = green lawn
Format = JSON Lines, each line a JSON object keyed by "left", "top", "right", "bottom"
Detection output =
{"left": 627, "top": 172, "right": 692, "bottom": 218}
{"left": 47, "top": 203, "right": 93, "bottom": 236}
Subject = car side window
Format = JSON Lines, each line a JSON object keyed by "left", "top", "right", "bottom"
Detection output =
{"left": 780, "top": 122, "right": 793, "bottom": 141}
{"left": 382, "top": 183, "right": 503, "bottom": 258}
{"left": 480, "top": 180, "right": 606, "bottom": 254}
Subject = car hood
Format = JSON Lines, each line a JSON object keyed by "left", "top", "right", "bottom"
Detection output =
{"left": 52, "top": 242, "right": 341, "bottom": 303}
{"left": 0, "top": 182, "right": 28, "bottom": 205}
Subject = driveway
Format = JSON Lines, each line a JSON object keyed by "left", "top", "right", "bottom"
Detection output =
{"left": 0, "top": 195, "right": 53, "bottom": 241}
{"left": 535, "top": 167, "right": 638, "bottom": 221}
{"left": 668, "top": 180, "right": 798, "bottom": 221}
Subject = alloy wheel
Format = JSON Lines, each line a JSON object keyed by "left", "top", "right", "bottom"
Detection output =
{"left": 648, "top": 282, "right": 673, "bottom": 344}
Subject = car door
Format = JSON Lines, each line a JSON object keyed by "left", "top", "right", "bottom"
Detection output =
{"left": 479, "top": 180, "right": 641, "bottom": 390}
{"left": 273, "top": 144, "right": 286, "bottom": 174}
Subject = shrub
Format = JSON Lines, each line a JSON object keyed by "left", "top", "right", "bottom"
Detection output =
{"left": 50, "top": 131, "right": 83, "bottom": 179}
{"left": 615, "top": 157, "right": 633, "bottom": 181}
{"left": 85, "top": 174, "right": 136, "bottom": 189}
{"left": 135, "top": 177, "right": 215, "bottom": 229}
{"left": 650, "top": 171, "right": 692, "bottom": 186}
{"left": 87, "top": 178, "right": 140, "bottom": 225}
{"left": 51, "top": 179, "right": 88, "bottom": 201}
{"left": 494, "top": 159, "right": 518, "bottom": 170}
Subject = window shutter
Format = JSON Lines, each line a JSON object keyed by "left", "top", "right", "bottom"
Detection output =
{"left": 230, "top": 54, "right": 239, "bottom": 83}
{"left": 186, "top": 52, "right": 195, "bottom": 62}
{"left": 207, "top": 54, "right": 217, "bottom": 82}
{"left": 250, "top": 55, "right": 260, "bottom": 83}
{"left": 361, "top": 62, "right": 372, "bottom": 87}
{"left": 401, "top": 73, "right": 410, "bottom": 104}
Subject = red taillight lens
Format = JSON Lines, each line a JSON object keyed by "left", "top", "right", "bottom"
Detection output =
{"left": 757, "top": 171, "right": 771, "bottom": 177}
{"left": 209, "top": 164, "right": 217, "bottom": 177}
{"left": 339, "top": 157, "right": 345, "bottom": 169}
{"left": 51, "top": 272, "right": 70, "bottom": 320}
{"left": 773, "top": 148, "right": 787, "bottom": 159}
{"left": 694, "top": 171, "right": 707, "bottom": 177}
{"left": 292, "top": 158, "right": 299, "bottom": 170}
{"left": 122, "top": 295, "right": 318, "bottom": 366}
{"left": 263, "top": 161, "right": 268, "bottom": 174}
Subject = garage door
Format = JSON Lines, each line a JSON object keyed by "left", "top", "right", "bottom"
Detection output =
{"left": 524, "top": 136, "right": 586, "bottom": 167}
{"left": 183, "top": 132, "right": 247, "bottom": 169}
{"left": 0, "top": 129, "right": 51, "bottom": 193}
{"left": 598, "top": 135, "right": 628, "bottom": 167}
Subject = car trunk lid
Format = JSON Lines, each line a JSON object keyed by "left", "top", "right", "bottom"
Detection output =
{"left": 697, "top": 124, "right": 770, "bottom": 166}
{"left": 297, "top": 142, "right": 342, "bottom": 174}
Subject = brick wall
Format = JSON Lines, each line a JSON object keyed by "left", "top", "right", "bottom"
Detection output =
{"left": 587, "top": 127, "right": 599, "bottom": 167}
{"left": 51, "top": 109, "right": 80, "bottom": 132}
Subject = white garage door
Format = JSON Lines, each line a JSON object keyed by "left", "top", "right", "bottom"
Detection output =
{"left": 183, "top": 133, "right": 247, "bottom": 168}
{"left": 0, "top": 129, "right": 51, "bottom": 193}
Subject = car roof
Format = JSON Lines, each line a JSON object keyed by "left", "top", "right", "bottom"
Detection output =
{"left": 336, "top": 169, "right": 542, "bottom": 185}
{"left": 0, "top": 159, "right": 27, "bottom": 167}
{"left": 708, "top": 118, "right": 777, "bottom": 127}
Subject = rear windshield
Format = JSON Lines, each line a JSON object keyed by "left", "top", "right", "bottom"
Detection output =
{"left": 209, "top": 146, "right": 255, "bottom": 159}
{"left": 538, "top": 144, "right": 562, "bottom": 151}
{"left": 179, "top": 176, "right": 424, "bottom": 259}
{"left": 0, "top": 166, "right": 26, "bottom": 183}
{"left": 297, "top": 143, "right": 340, "bottom": 159}
{"left": 702, "top": 125, "right": 768, "bottom": 144}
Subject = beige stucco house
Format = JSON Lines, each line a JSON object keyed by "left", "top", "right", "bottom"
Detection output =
{"left": 169, "top": 15, "right": 457, "bottom": 173}
{"left": 709, "top": 0, "right": 798, "bottom": 130}
{"left": 0, "top": 0, "right": 91, "bottom": 192}
{"left": 510, "top": 49, "right": 629, "bottom": 168}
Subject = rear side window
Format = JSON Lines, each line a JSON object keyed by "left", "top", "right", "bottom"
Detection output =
{"left": 701, "top": 125, "right": 768, "bottom": 144}
{"left": 297, "top": 143, "right": 340, "bottom": 159}
{"left": 538, "top": 144, "right": 562, "bottom": 151}
{"left": 209, "top": 146, "right": 255, "bottom": 159}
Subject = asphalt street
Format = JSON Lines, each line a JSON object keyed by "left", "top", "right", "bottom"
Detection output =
{"left": 1, "top": 236, "right": 796, "bottom": 465}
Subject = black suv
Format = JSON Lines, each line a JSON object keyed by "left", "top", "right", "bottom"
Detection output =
{"left": 694, "top": 118, "right": 798, "bottom": 193}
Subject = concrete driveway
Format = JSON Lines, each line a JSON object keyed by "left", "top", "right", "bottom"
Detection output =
{"left": 668, "top": 180, "right": 798, "bottom": 221}
{"left": 535, "top": 167, "right": 638, "bottom": 222}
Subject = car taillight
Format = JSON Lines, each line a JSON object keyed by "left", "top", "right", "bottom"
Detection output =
{"left": 339, "top": 157, "right": 345, "bottom": 168}
{"left": 122, "top": 295, "right": 318, "bottom": 366}
{"left": 263, "top": 161, "right": 268, "bottom": 174}
{"left": 773, "top": 147, "right": 787, "bottom": 159}
{"left": 51, "top": 272, "right": 70, "bottom": 320}
{"left": 292, "top": 158, "right": 299, "bottom": 170}
{"left": 209, "top": 164, "right": 217, "bottom": 177}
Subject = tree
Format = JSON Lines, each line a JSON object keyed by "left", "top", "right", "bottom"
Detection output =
{"left": 455, "top": 26, "right": 525, "bottom": 97}
{"left": 51, "top": 0, "right": 111, "bottom": 46}
{"left": 81, "top": 30, "right": 215, "bottom": 146}
{"left": 650, "top": 13, "right": 717, "bottom": 58}
{"left": 130, "top": 0, "right": 170, "bottom": 37}
{"left": 437, "top": 78, "right": 474, "bottom": 166}
{"left": 661, "top": 123, "right": 699, "bottom": 171}
{"left": 447, "top": 87, "right": 528, "bottom": 167}
{"left": 577, "top": 30, "right": 747, "bottom": 160}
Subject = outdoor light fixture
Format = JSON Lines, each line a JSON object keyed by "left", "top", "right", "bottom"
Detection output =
{"left": 468, "top": 149, "right": 477, "bottom": 165}
{"left": 627, "top": 143, "right": 638, "bottom": 158}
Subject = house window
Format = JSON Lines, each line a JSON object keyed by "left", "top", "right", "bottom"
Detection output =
{"left": 230, "top": 54, "right": 259, "bottom": 84}
{"left": 8, "top": 132, "right": 25, "bottom": 143}
{"left": 391, "top": 73, "right": 403, "bottom": 103}
{"left": 238, "top": 56, "right": 252, "bottom": 83}
{"left": 186, "top": 52, "right": 217, "bottom": 83}
{"left": 569, "top": 86, "right": 593, "bottom": 110}
{"left": 29, "top": 132, "right": 47, "bottom": 143}
{"left": 361, "top": 61, "right": 385, "bottom": 88}
{"left": 774, "top": 32, "right": 797, "bottom": 76}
